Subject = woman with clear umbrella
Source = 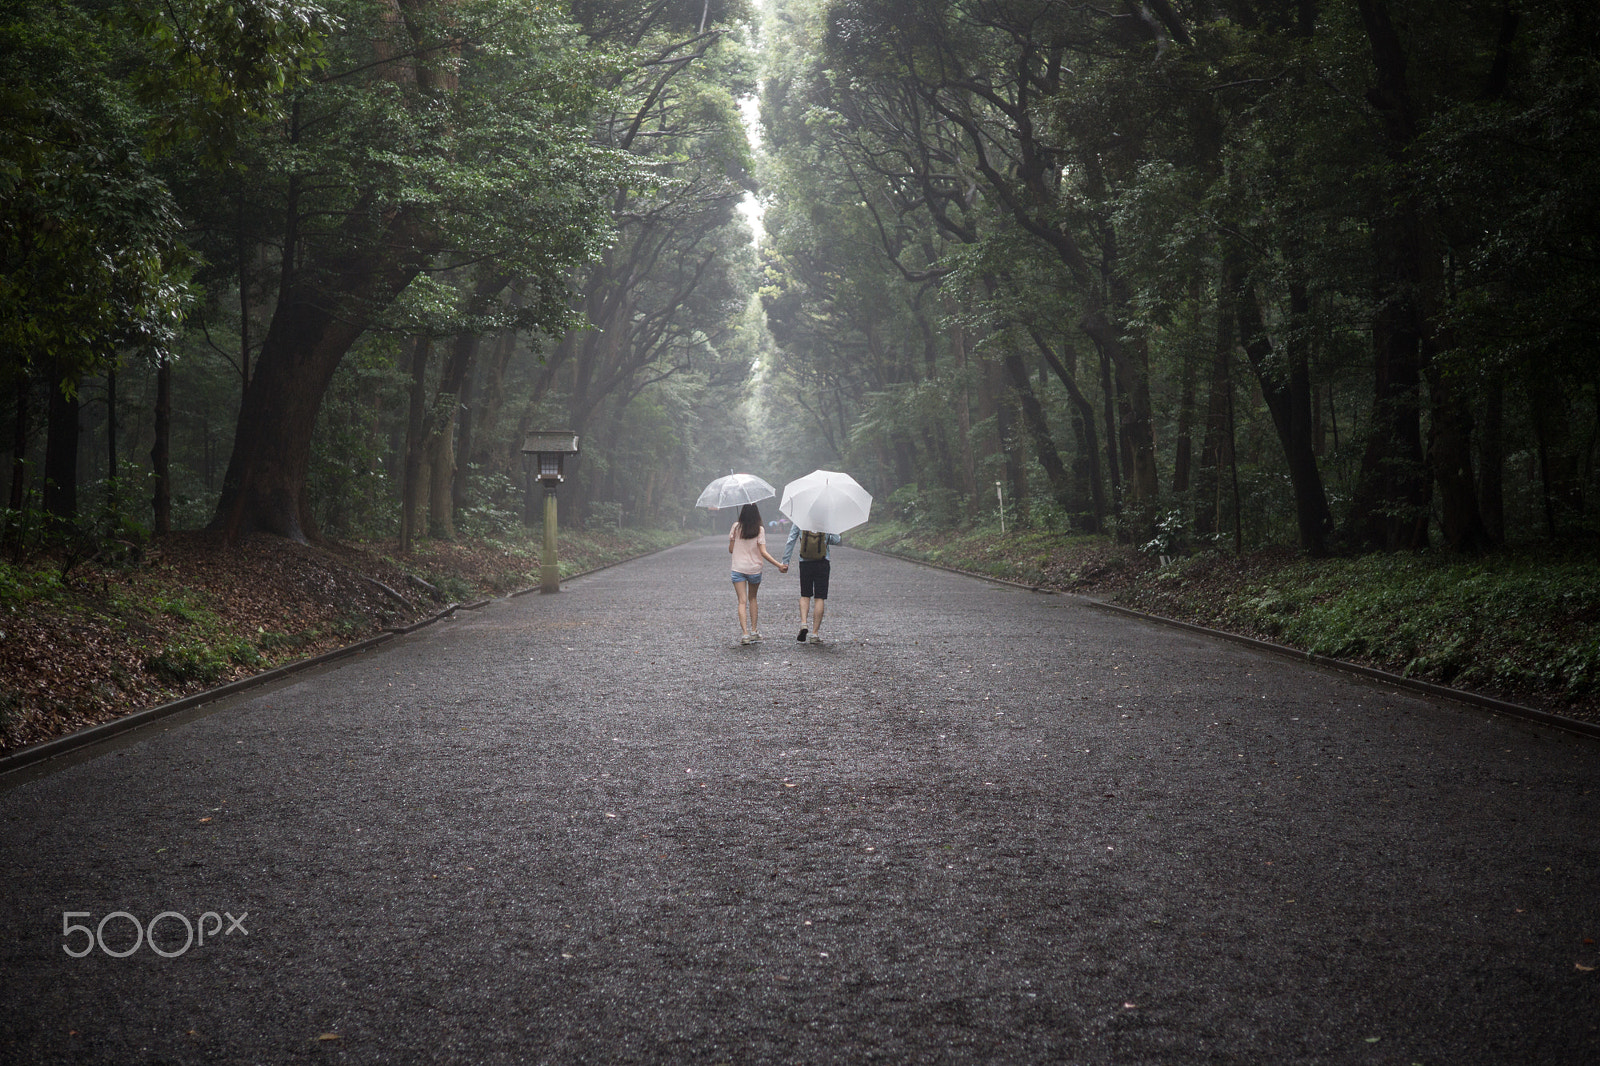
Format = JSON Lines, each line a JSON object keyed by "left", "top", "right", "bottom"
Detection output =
{"left": 728, "top": 503, "right": 787, "bottom": 644}
{"left": 695, "top": 474, "right": 788, "bottom": 644}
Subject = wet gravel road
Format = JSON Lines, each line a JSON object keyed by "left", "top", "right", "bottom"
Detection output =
{"left": 2, "top": 537, "right": 1598, "bottom": 1064}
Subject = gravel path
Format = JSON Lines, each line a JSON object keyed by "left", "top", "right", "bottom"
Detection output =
{"left": 2, "top": 537, "right": 1597, "bottom": 1064}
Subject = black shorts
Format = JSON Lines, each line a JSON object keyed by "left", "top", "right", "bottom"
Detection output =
{"left": 798, "top": 559, "right": 830, "bottom": 600}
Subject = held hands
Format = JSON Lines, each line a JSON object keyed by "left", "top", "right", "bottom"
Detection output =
{"left": 779, "top": 563, "right": 789, "bottom": 573}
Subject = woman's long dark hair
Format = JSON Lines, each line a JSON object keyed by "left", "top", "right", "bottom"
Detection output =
{"left": 737, "top": 503, "right": 762, "bottom": 539}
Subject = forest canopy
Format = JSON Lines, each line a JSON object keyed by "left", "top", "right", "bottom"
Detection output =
{"left": 2, "top": 0, "right": 1596, "bottom": 556}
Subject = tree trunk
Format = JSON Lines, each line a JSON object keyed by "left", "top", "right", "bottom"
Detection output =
{"left": 915, "top": 315, "right": 957, "bottom": 497}
{"left": 400, "top": 336, "right": 431, "bottom": 554}
{"left": 948, "top": 310, "right": 978, "bottom": 517}
{"left": 1349, "top": 0, "right": 1437, "bottom": 550}
{"left": 1231, "top": 258, "right": 1334, "bottom": 554}
{"left": 1349, "top": 297, "right": 1429, "bottom": 549}
{"left": 1195, "top": 284, "right": 1235, "bottom": 541}
{"left": 1092, "top": 334, "right": 1123, "bottom": 517}
{"left": 238, "top": 191, "right": 252, "bottom": 402}
{"left": 470, "top": 327, "right": 520, "bottom": 485}
{"left": 451, "top": 348, "right": 478, "bottom": 520}
{"left": 1172, "top": 339, "right": 1197, "bottom": 495}
{"left": 1002, "top": 350, "right": 1072, "bottom": 512}
{"left": 1531, "top": 380, "right": 1581, "bottom": 538}
{"left": 1031, "top": 330, "right": 1104, "bottom": 532}
{"left": 426, "top": 326, "right": 484, "bottom": 540}
{"left": 1099, "top": 242, "right": 1161, "bottom": 510}
{"left": 426, "top": 410, "right": 456, "bottom": 540}
{"left": 992, "top": 360, "right": 1027, "bottom": 526}
{"left": 1228, "top": 354, "right": 1243, "bottom": 554}
{"left": 1478, "top": 375, "right": 1504, "bottom": 543}
{"left": 104, "top": 367, "right": 118, "bottom": 520}
{"left": 209, "top": 213, "right": 425, "bottom": 543}
{"left": 9, "top": 372, "right": 27, "bottom": 512}
{"left": 151, "top": 360, "right": 171, "bottom": 534}
{"left": 1425, "top": 356, "right": 1493, "bottom": 551}
{"left": 43, "top": 379, "right": 78, "bottom": 524}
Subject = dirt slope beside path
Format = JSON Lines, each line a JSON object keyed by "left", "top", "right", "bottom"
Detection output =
{"left": 2, "top": 539, "right": 1597, "bottom": 1063}
{"left": 0, "top": 532, "right": 432, "bottom": 754}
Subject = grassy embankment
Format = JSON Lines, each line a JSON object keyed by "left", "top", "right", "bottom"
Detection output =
{"left": 853, "top": 522, "right": 1600, "bottom": 719}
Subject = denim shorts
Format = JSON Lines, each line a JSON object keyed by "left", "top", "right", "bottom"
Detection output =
{"left": 731, "top": 570, "right": 762, "bottom": 585}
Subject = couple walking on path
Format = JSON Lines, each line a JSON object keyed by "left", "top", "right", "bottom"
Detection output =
{"left": 728, "top": 502, "right": 841, "bottom": 646}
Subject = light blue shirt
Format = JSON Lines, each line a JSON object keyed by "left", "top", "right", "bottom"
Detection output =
{"left": 782, "top": 527, "right": 842, "bottom": 567}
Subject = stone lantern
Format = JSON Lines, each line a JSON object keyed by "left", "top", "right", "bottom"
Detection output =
{"left": 521, "top": 431, "right": 580, "bottom": 592}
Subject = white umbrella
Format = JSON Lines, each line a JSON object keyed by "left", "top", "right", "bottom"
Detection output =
{"left": 779, "top": 469, "right": 872, "bottom": 535}
{"left": 695, "top": 473, "right": 776, "bottom": 510}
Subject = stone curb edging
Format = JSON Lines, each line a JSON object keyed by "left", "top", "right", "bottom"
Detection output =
{"left": 0, "top": 537, "right": 696, "bottom": 781}
{"left": 862, "top": 543, "right": 1600, "bottom": 743}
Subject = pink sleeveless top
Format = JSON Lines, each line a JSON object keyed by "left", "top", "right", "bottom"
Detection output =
{"left": 730, "top": 524, "right": 766, "bottom": 574}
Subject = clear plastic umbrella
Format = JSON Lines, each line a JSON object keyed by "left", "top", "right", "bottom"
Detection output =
{"left": 695, "top": 473, "right": 776, "bottom": 510}
{"left": 779, "top": 470, "right": 872, "bottom": 534}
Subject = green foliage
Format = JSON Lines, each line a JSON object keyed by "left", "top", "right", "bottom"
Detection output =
{"left": 257, "top": 629, "right": 307, "bottom": 653}
{"left": 0, "top": 0, "right": 195, "bottom": 386}
{"left": 1140, "top": 509, "right": 1188, "bottom": 558}
{"left": 0, "top": 558, "right": 67, "bottom": 609}
{"left": 1143, "top": 548, "right": 1600, "bottom": 701}
{"left": 130, "top": 0, "right": 332, "bottom": 159}
{"left": 143, "top": 634, "right": 260, "bottom": 685}
{"left": 752, "top": 0, "right": 1600, "bottom": 554}
{"left": 425, "top": 574, "right": 475, "bottom": 603}
{"left": 150, "top": 591, "right": 213, "bottom": 625}
{"left": 455, "top": 474, "right": 526, "bottom": 540}
{"left": 1254, "top": 554, "right": 1600, "bottom": 698}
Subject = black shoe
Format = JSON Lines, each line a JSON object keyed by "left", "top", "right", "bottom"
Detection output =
{"left": 797, "top": 627, "right": 808, "bottom": 642}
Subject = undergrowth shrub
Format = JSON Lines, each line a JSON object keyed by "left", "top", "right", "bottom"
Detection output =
{"left": 144, "top": 641, "right": 229, "bottom": 686}
{"left": 1227, "top": 553, "right": 1600, "bottom": 697}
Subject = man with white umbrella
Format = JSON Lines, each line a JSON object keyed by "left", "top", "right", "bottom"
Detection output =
{"left": 778, "top": 469, "right": 872, "bottom": 646}
{"left": 781, "top": 524, "right": 841, "bottom": 644}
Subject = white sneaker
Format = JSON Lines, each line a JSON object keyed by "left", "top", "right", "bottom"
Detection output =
{"left": 739, "top": 633, "right": 754, "bottom": 645}
{"left": 807, "top": 633, "right": 823, "bottom": 644}
{"left": 752, "top": 631, "right": 764, "bottom": 641}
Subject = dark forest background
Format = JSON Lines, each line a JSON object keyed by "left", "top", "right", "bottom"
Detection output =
{"left": 3, "top": 0, "right": 1598, "bottom": 559}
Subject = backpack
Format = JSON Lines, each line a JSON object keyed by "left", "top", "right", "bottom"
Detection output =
{"left": 798, "top": 530, "right": 828, "bottom": 561}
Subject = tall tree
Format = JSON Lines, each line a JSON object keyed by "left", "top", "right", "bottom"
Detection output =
{"left": 209, "top": 0, "right": 619, "bottom": 541}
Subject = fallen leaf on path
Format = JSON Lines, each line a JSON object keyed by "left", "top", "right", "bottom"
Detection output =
{"left": 317, "top": 1033, "right": 341, "bottom": 1041}
{"left": 1576, "top": 962, "right": 1595, "bottom": 972}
